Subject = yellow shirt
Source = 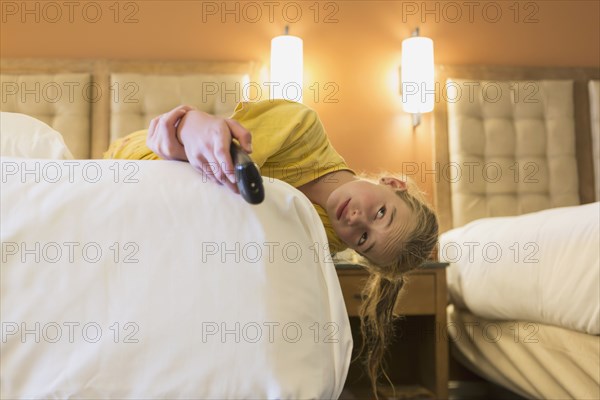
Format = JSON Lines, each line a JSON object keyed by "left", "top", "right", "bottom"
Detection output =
{"left": 104, "top": 99, "right": 354, "bottom": 254}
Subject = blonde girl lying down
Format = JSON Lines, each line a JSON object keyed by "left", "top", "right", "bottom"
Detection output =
{"left": 104, "top": 99, "right": 439, "bottom": 396}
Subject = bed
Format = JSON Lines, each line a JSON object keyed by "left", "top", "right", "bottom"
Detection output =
{"left": 0, "top": 59, "right": 352, "bottom": 399}
{"left": 433, "top": 65, "right": 600, "bottom": 399}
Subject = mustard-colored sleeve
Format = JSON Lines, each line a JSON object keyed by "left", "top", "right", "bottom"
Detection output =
{"left": 231, "top": 100, "right": 355, "bottom": 188}
{"left": 103, "top": 130, "right": 160, "bottom": 160}
{"left": 228, "top": 100, "right": 318, "bottom": 170}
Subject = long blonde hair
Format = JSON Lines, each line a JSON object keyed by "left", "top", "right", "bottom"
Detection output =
{"left": 349, "top": 172, "right": 439, "bottom": 398}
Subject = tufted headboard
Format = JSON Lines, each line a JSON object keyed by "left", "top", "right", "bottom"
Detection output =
{"left": 589, "top": 80, "right": 600, "bottom": 202}
{"left": 434, "top": 65, "right": 600, "bottom": 233}
{"left": 110, "top": 72, "right": 249, "bottom": 143}
{"left": 0, "top": 69, "right": 92, "bottom": 158}
{"left": 0, "top": 59, "right": 260, "bottom": 159}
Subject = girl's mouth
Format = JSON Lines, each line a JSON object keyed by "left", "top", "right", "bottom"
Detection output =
{"left": 336, "top": 198, "right": 351, "bottom": 221}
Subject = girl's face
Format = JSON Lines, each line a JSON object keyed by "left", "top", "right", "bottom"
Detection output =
{"left": 325, "top": 177, "right": 415, "bottom": 265}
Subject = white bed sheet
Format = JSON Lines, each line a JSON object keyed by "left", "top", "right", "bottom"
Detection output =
{"left": 0, "top": 157, "right": 352, "bottom": 399}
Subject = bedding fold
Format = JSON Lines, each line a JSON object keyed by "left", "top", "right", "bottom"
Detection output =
{"left": 0, "top": 157, "right": 352, "bottom": 399}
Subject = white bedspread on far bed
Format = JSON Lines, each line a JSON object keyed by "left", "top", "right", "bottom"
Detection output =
{"left": 0, "top": 157, "right": 352, "bottom": 399}
{"left": 439, "top": 203, "right": 600, "bottom": 335}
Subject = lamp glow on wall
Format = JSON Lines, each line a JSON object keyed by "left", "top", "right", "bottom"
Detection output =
{"left": 401, "top": 28, "right": 434, "bottom": 127}
{"left": 270, "top": 26, "right": 303, "bottom": 102}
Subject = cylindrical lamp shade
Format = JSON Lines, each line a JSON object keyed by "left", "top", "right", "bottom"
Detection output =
{"left": 270, "top": 35, "right": 303, "bottom": 102}
{"left": 401, "top": 36, "right": 434, "bottom": 113}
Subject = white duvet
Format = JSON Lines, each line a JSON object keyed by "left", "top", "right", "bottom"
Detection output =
{"left": 440, "top": 203, "right": 600, "bottom": 335}
{"left": 0, "top": 157, "right": 352, "bottom": 399}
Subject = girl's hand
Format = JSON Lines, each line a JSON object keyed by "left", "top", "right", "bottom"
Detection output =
{"left": 146, "top": 105, "right": 194, "bottom": 161}
{"left": 177, "top": 109, "right": 253, "bottom": 193}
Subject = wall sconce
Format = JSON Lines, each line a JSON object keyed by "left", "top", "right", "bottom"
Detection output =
{"left": 270, "top": 26, "right": 303, "bottom": 102}
{"left": 401, "top": 27, "right": 434, "bottom": 127}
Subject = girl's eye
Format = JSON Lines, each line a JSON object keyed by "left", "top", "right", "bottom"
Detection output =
{"left": 358, "top": 232, "right": 368, "bottom": 246}
{"left": 376, "top": 206, "right": 386, "bottom": 219}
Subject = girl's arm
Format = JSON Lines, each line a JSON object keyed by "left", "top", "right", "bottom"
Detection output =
{"left": 145, "top": 105, "right": 192, "bottom": 161}
{"left": 146, "top": 105, "right": 253, "bottom": 193}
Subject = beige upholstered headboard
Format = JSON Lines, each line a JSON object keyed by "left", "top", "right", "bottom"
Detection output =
{"left": 0, "top": 59, "right": 260, "bottom": 159}
{"left": 589, "top": 80, "right": 600, "bottom": 202}
{"left": 110, "top": 72, "right": 250, "bottom": 143}
{"left": 434, "top": 65, "right": 600, "bottom": 233}
{"left": 1, "top": 70, "right": 92, "bottom": 158}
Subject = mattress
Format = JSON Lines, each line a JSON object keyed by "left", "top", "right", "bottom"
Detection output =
{"left": 448, "top": 305, "right": 600, "bottom": 399}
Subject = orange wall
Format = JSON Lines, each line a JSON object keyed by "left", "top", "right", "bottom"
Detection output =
{"left": 2, "top": 0, "right": 599, "bottom": 200}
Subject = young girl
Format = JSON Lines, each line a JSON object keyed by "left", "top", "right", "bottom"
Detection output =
{"left": 105, "top": 99, "right": 439, "bottom": 396}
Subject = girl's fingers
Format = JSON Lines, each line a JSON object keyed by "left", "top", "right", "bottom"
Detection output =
{"left": 192, "top": 161, "right": 217, "bottom": 185}
{"left": 198, "top": 155, "right": 222, "bottom": 186}
{"left": 148, "top": 117, "right": 159, "bottom": 139}
{"left": 212, "top": 146, "right": 239, "bottom": 194}
{"left": 164, "top": 105, "right": 192, "bottom": 129}
{"left": 225, "top": 119, "right": 252, "bottom": 154}
{"left": 214, "top": 137, "right": 236, "bottom": 185}
{"left": 219, "top": 168, "right": 239, "bottom": 194}
{"left": 156, "top": 116, "right": 175, "bottom": 159}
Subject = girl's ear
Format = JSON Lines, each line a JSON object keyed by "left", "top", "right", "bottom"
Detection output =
{"left": 379, "top": 177, "right": 407, "bottom": 191}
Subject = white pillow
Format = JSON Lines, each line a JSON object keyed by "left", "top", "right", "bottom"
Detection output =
{"left": 440, "top": 203, "right": 599, "bottom": 334}
{"left": 0, "top": 112, "right": 74, "bottom": 159}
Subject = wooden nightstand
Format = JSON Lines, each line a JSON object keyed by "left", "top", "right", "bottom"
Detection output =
{"left": 337, "top": 262, "right": 449, "bottom": 399}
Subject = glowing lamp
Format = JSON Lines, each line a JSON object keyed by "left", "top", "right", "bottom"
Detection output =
{"left": 401, "top": 28, "right": 434, "bottom": 126}
{"left": 270, "top": 26, "right": 303, "bottom": 102}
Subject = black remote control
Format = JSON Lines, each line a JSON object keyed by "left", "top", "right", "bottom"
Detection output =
{"left": 229, "top": 141, "right": 264, "bottom": 204}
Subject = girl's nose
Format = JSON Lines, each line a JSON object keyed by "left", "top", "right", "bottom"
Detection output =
{"left": 348, "top": 209, "right": 363, "bottom": 226}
